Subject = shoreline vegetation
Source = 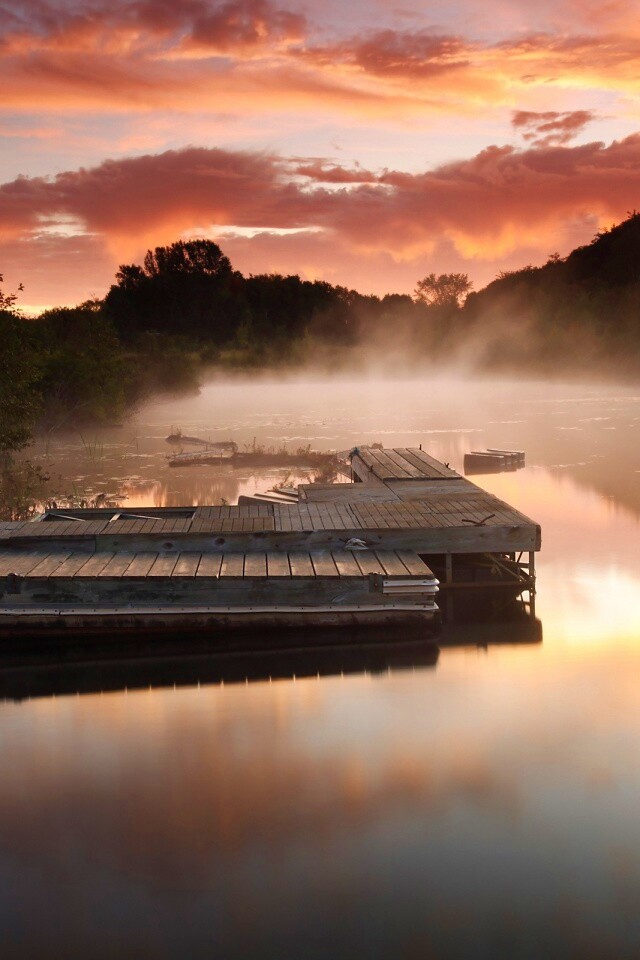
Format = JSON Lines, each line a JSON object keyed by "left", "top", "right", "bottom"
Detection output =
{"left": 2, "top": 212, "right": 640, "bottom": 517}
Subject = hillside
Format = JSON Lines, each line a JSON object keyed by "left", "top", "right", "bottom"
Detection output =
{"left": 461, "top": 212, "right": 640, "bottom": 374}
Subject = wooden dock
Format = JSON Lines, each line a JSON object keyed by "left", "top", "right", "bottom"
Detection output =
{"left": 0, "top": 446, "right": 540, "bottom": 641}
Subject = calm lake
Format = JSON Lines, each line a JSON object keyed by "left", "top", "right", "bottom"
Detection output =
{"left": 2, "top": 375, "right": 640, "bottom": 958}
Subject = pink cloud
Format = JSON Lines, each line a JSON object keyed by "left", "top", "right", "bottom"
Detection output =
{"left": 512, "top": 110, "right": 599, "bottom": 147}
{"left": 3, "top": 136, "right": 640, "bottom": 305}
{"left": 1, "top": 3, "right": 640, "bottom": 121}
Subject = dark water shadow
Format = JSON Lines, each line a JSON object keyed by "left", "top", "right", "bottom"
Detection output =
{"left": 0, "top": 633, "right": 440, "bottom": 702}
{"left": 0, "top": 612, "right": 542, "bottom": 702}
{"left": 440, "top": 614, "right": 543, "bottom": 648}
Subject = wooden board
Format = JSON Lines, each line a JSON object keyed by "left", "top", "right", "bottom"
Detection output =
{"left": 374, "top": 550, "right": 412, "bottom": 577}
{"left": 196, "top": 554, "right": 223, "bottom": 578}
{"left": 331, "top": 550, "right": 362, "bottom": 577}
{"left": 172, "top": 553, "right": 202, "bottom": 578}
{"left": 310, "top": 552, "right": 340, "bottom": 577}
{"left": 98, "top": 553, "right": 136, "bottom": 577}
{"left": 74, "top": 553, "right": 116, "bottom": 577}
{"left": 28, "top": 552, "right": 72, "bottom": 578}
{"left": 122, "top": 552, "right": 159, "bottom": 578}
{"left": 267, "top": 552, "right": 291, "bottom": 577}
{"left": 396, "top": 550, "right": 432, "bottom": 576}
{"left": 353, "top": 552, "right": 386, "bottom": 576}
{"left": 148, "top": 554, "right": 180, "bottom": 577}
{"left": 49, "top": 552, "right": 98, "bottom": 578}
{"left": 288, "top": 551, "right": 315, "bottom": 577}
{"left": 219, "top": 554, "right": 245, "bottom": 577}
{"left": 244, "top": 553, "right": 267, "bottom": 578}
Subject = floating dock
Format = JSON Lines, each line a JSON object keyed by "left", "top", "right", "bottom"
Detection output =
{"left": 0, "top": 446, "right": 540, "bottom": 641}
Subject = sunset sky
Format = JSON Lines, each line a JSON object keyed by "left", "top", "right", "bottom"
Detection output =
{"left": 2, "top": 0, "right": 640, "bottom": 311}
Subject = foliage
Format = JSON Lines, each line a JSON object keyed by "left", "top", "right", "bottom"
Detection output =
{"left": 0, "top": 457, "right": 49, "bottom": 521}
{"left": 0, "top": 276, "right": 42, "bottom": 452}
{"left": 462, "top": 211, "right": 640, "bottom": 375}
{"left": 414, "top": 272, "right": 472, "bottom": 308}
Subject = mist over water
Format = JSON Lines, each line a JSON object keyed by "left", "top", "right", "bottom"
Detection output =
{"left": 4, "top": 373, "right": 640, "bottom": 958}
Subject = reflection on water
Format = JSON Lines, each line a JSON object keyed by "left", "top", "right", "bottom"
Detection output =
{"left": 3, "top": 376, "right": 640, "bottom": 958}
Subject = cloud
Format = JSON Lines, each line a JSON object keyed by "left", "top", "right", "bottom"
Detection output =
{"left": 2, "top": 3, "right": 640, "bottom": 122}
{"left": 3, "top": 134, "right": 640, "bottom": 306}
{"left": 303, "top": 30, "right": 471, "bottom": 80}
{"left": 512, "top": 110, "right": 599, "bottom": 147}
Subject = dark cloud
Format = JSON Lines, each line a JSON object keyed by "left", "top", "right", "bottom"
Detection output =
{"left": 303, "top": 29, "right": 470, "bottom": 79}
{"left": 512, "top": 109, "right": 599, "bottom": 146}
{"left": 3, "top": 136, "right": 640, "bottom": 266}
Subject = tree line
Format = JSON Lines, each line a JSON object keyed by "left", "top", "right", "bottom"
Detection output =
{"left": 3, "top": 211, "right": 640, "bottom": 459}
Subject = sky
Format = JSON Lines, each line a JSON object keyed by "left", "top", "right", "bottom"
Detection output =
{"left": 2, "top": 0, "right": 640, "bottom": 311}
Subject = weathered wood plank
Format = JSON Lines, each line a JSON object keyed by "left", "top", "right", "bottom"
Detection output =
{"left": 331, "top": 550, "right": 362, "bottom": 577}
{"left": 386, "top": 449, "right": 424, "bottom": 479}
{"left": 289, "top": 551, "right": 315, "bottom": 577}
{"left": 354, "top": 552, "right": 386, "bottom": 576}
{"left": 48, "top": 552, "right": 97, "bottom": 578}
{"left": 374, "top": 550, "right": 412, "bottom": 577}
{"left": 404, "top": 447, "right": 459, "bottom": 479}
{"left": 122, "top": 552, "right": 158, "bottom": 577}
{"left": 148, "top": 553, "right": 180, "bottom": 577}
{"left": 0, "top": 550, "right": 47, "bottom": 576}
{"left": 266, "top": 552, "right": 291, "bottom": 577}
{"left": 98, "top": 552, "right": 136, "bottom": 577}
{"left": 195, "top": 554, "right": 223, "bottom": 578}
{"left": 172, "top": 552, "right": 202, "bottom": 577}
{"left": 28, "top": 552, "right": 72, "bottom": 577}
{"left": 244, "top": 553, "right": 267, "bottom": 578}
{"left": 74, "top": 552, "right": 116, "bottom": 577}
{"left": 395, "top": 550, "right": 431, "bottom": 575}
{"left": 219, "top": 554, "right": 245, "bottom": 577}
{"left": 310, "top": 552, "right": 340, "bottom": 577}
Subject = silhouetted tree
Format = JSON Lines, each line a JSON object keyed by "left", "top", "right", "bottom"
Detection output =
{"left": 414, "top": 272, "right": 472, "bottom": 308}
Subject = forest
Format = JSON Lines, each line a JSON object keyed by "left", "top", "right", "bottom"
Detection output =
{"left": 2, "top": 211, "right": 640, "bottom": 461}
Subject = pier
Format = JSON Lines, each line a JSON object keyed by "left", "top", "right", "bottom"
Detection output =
{"left": 0, "top": 447, "right": 540, "bottom": 640}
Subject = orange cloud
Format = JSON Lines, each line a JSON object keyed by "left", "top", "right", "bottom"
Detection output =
{"left": 512, "top": 109, "right": 599, "bottom": 147}
{"left": 2, "top": 135, "right": 640, "bottom": 305}
{"left": 2, "top": 3, "right": 640, "bottom": 121}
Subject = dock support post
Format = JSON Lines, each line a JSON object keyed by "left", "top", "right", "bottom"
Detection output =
{"left": 528, "top": 551, "right": 536, "bottom": 619}
{"left": 445, "top": 553, "right": 454, "bottom": 622}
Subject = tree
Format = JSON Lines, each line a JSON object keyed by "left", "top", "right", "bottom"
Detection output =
{"left": 106, "top": 240, "right": 241, "bottom": 343}
{"left": 0, "top": 276, "right": 41, "bottom": 453}
{"left": 414, "top": 272, "right": 472, "bottom": 308}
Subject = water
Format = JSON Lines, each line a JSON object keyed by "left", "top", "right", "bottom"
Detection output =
{"left": 3, "top": 376, "right": 640, "bottom": 958}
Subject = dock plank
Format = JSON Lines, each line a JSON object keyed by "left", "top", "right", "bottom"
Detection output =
{"left": 374, "top": 550, "right": 412, "bottom": 577}
{"left": 288, "top": 551, "right": 315, "bottom": 577}
{"left": 148, "top": 554, "right": 179, "bottom": 577}
{"left": 0, "top": 550, "right": 48, "bottom": 576}
{"left": 395, "top": 551, "right": 431, "bottom": 575}
{"left": 122, "top": 552, "right": 158, "bottom": 577}
{"left": 172, "top": 552, "right": 202, "bottom": 577}
{"left": 310, "top": 552, "right": 340, "bottom": 577}
{"left": 196, "top": 554, "right": 223, "bottom": 578}
{"left": 244, "top": 553, "right": 267, "bottom": 578}
{"left": 74, "top": 553, "right": 116, "bottom": 577}
{"left": 331, "top": 550, "right": 362, "bottom": 577}
{"left": 219, "top": 554, "right": 245, "bottom": 577}
{"left": 98, "top": 552, "right": 136, "bottom": 577}
{"left": 49, "top": 552, "right": 97, "bottom": 578}
{"left": 386, "top": 449, "right": 424, "bottom": 479}
{"left": 267, "top": 552, "right": 291, "bottom": 577}
{"left": 354, "top": 552, "right": 386, "bottom": 576}
{"left": 28, "top": 552, "right": 72, "bottom": 577}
